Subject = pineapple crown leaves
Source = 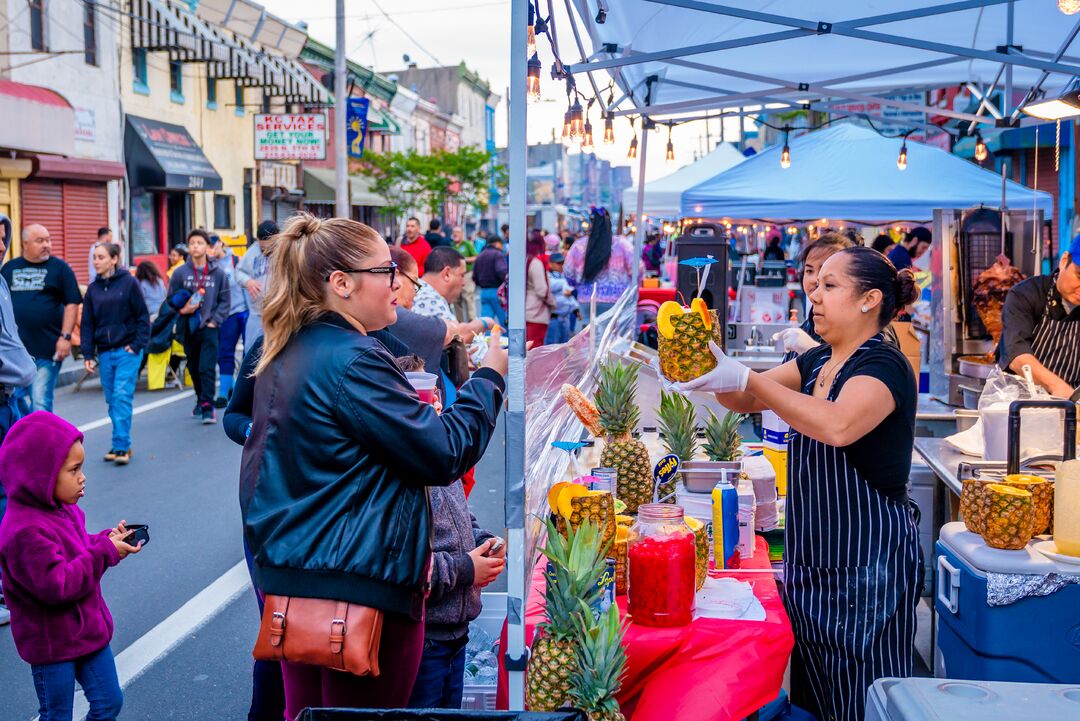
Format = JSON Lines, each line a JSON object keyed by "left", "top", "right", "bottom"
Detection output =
{"left": 593, "top": 361, "right": 641, "bottom": 437}
{"left": 702, "top": 408, "right": 746, "bottom": 462}
{"left": 568, "top": 603, "right": 629, "bottom": 715}
{"left": 657, "top": 390, "right": 698, "bottom": 460}
{"left": 538, "top": 517, "right": 609, "bottom": 639}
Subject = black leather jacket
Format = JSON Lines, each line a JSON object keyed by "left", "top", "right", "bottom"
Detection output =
{"left": 239, "top": 313, "right": 504, "bottom": 620}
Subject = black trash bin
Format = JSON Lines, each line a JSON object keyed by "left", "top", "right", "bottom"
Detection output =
{"left": 298, "top": 710, "right": 587, "bottom": 721}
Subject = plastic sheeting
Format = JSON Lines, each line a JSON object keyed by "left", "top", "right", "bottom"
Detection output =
{"left": 681, "top": 123, "right": 1054, "bottom": 222}
{"left": 519, "top": 286, "right": 639, "bottom": 578}
{"left": 620, "top": 143, "right": 747, "bottom": 219}
{"left": 496, "top": 536, "right": 794, "bottom": 720}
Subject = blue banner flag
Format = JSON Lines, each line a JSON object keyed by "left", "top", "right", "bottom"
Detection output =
{"left": 346, "top": 97, "right": 370, "bottom": 158}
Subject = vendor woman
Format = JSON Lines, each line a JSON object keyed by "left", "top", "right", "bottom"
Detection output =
{"left": 675, "top": 247, "right": 921, "bottom": 721}
{"left": 998, "top": 233, "right": 1080, "bottom": 399}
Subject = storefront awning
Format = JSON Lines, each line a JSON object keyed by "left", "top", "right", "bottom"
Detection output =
{"left": 195, "top": 0, "right": 308, "bottom": 58}
{"left": 124, "top": 116, "right": 223, "bottom": 192}
{"left": 303, "top": 167, "right": 387, "bottom": 207}
{"left": 130, "top": 0, "right": 231, "bottom": 64}
{"left": 0, "top": 79, "right": 74, "bottom": 156}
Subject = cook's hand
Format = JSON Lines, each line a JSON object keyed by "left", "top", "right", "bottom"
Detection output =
{"left": 468, "top": 539, "right": 506, "bottom": 587}
{"left": 672, "top": 342, "right": 750, "bottom": 394}
{"left": 246, "top": 279, "right": 262, "bottom": 299}
{"left": 481, "top": 325, "right": 508, "bottom": 376}
{"left": 772, "top": 327, "right": 819, "bottom": 355}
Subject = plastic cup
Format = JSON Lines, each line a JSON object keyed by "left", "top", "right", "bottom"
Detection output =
{"left": 405, "top": 372, "right": 438, "bottom": 404}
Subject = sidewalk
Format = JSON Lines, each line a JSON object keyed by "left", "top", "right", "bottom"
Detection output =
{"left": 57, "top": 356, "right": 87, "bottom": 389}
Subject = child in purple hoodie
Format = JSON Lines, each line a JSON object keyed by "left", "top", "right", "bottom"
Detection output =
{"left": 0, "top": 411, "right": 142, "bottom": 721}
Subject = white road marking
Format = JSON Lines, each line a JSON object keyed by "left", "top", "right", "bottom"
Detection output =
{"left": 76, "top": 391, "right": 195, "bottom": 433}
{"left": 60, "top": 559, "right": 252, "bottom": 721}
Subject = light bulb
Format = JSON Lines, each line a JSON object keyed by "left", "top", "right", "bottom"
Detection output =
{"left": 974, "top": 134, "right": 989, "bottom": 162}
{"left": 526, "top": 54, "right": 541, "bottom": 102}
{"left": 582, "top": 121, "right": 594, "bottom": 150}
{"left": 666, "top": 139, "right": 675, "bottom": 162}
{"left": 780, "top": 144, "right": 791, "bottom": 169}
{"left": 603, "top": 114, "right": 614, "bottom": 144}
{"left": 627, "top": 135, "right": 638, "bottom": 159}
{"left": 568, "top": 99, "right": 584, "bottom": 140}
{"left": 1060, "top": 0, "right": 1080, "bottom": 14}
{"left": 897, "top": 142, "right": 908, "bottom": 171}
{"left": 527, "top": 25, "right": 536, "bottom": 55}
{"left": 561, "top": 111, "right": 571, "bottom": 140}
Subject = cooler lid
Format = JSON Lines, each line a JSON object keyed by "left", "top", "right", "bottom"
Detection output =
{"left": 938, "top": 522, "right": 1074, "bottom": 575}
{"left": 871, "top": 677, "right": 1080, "bottom": 720}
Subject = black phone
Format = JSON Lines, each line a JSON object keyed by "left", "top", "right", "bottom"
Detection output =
{"left": 484, "top": 537, "right": 504, "bottom": 556}
{"left": 124, "top": 524, "right": 150, "bottom": 547}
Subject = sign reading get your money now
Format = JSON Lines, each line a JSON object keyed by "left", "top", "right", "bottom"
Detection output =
{"left": 254, "top": 113, "right": 327, "bottom": 160}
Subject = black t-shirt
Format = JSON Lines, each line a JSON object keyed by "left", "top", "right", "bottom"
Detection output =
{"left": 796, "top": 340, "right": 916, "bottom": 502}
{"left": 0, "top": 257, "right": 82, "bottom": 359}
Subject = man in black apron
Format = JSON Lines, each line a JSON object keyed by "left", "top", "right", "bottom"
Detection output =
{"left": 998, "top": 234, "right": 1080, "bottom": 399}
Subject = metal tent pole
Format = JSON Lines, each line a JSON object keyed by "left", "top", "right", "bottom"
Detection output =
{"left": 632, "top": 119, "right": 650, "bottom": 291}
{"left": 334, "top": 0, "right": 348, "bottom": 218}
{"left": 505, "top": 0, "right": 529, "bottom": 709}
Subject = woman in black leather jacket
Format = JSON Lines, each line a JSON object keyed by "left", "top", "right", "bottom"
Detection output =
{"left": 239, "top": 214, "right": 507, "bottom": 714}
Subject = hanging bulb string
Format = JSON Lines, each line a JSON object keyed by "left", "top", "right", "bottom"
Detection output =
{"left": 1056, "top": 119, "right": 1061, "bottom": 172}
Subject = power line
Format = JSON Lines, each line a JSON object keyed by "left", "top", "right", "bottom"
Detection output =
{"left": 370, "top": 0, "right": 443, "bottom": 66}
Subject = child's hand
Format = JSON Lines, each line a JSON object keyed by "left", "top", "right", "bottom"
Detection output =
{"left": 111, "top": 535, "right": 142, "bottom": 559}
{"left": 468, "top": 539, "right": 505, "bottom": 587}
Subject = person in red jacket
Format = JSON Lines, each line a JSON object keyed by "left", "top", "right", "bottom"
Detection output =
{"left": 0, "top": 412, "right": 142, "bottom": 721}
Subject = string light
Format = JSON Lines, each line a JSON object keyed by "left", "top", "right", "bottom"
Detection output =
{"left": 527, "top": 2, "right": 537, "bottom": 55}
{"left": 897, "top": 139, "right": 908, "bottom": 170}
{"left": 602, "top": 113, "right": 614, "bottom": 144}
{"left": 627, "top": 135, "right": 638, "bottom": 159}
{"left": 568, "top": 98, "right": 585, "bottom": 140}
{"left": 779, "top": 126, "right": 791, "bottom": 169}
{"left": 974, "top": 132, "right": 989, "bottom": 162}
{"left": 526, "top": 53, "right": 541, "bottom": 102}
{"left": 582, "top": 119, "right": 594, "bottom": 150}
{"left": 561, "top": 110, "right": 571, "bottom": 140}
{"left": 1060, "top": 0, "right": 1080, "bottom": 14}
{"left": 665, "top": 124, "right": 675, "bottom": 162}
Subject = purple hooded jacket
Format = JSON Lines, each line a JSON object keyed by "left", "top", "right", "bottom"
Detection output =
{"left": 0, "top": 412, "right": 120, "bottom": 665}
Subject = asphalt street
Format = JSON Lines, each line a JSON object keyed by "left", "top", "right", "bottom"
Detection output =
{"left": 0, "top": 375, "right": 508, "bottom": 721}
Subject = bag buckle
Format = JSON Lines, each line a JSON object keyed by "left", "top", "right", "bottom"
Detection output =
{"left": 329, "top": 618, "right": 347, "bottom": 659}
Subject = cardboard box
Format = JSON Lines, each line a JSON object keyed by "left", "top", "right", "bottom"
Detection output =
{"left": 891, "top": 321, "right": 922, "bottom": 379}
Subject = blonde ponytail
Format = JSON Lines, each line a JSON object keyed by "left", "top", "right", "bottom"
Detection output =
{"left": 255, "top": 213, "right": 384, "bottom": 375}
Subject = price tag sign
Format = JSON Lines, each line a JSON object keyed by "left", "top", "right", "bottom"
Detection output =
{"left": 654, "top": 453, "right": 681, "bottom": 486}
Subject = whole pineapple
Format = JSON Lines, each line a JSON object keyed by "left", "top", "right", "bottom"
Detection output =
{"left": 569, "top": 604, "right": 629, "bottom": 721}
{"left": 656, "top": 390, "right": 698, "bottom": 503}
{"left": 595, "top": 361, "right": 653, "bottom": 513}
{"left": 703, "top": 409, "right": 746, "bottom": 462}
{"left": 527, "top": 519, "right": 608, "bottom": 711}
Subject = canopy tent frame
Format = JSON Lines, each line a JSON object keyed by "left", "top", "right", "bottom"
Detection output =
{"left": 503, "top": 0, "right": 1080, "bottom": 709}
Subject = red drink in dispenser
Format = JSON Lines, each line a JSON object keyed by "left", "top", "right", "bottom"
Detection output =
{"left": 628, "top": 503, "right": 696, "bottom": 627}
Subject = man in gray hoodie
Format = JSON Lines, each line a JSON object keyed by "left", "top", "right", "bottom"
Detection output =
{"left": 0, "top": 213, "right": 37, "bottom": 625}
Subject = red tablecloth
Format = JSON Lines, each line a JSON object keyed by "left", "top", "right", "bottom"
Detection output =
{"left": 637, "top": 286, "right": 677, "bottom": 305}
{"left": 497, "top": 535, "right": 793, "bottom": 721}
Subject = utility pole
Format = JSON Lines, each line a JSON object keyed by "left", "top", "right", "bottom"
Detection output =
{"left": 335, "top": 0, "right": 348, "bottom": 218}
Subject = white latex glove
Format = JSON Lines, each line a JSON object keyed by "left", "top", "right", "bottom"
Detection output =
{"left": 671, "top": 342, "right": 750, "bottom": 394}
{"left": 772, "top": 327, "right": 819, "bottom": 355}
{"left": 649, "top": 356, "right": 679, "bottom": 393}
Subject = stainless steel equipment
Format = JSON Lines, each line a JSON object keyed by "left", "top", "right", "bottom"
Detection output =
{"left": 929, "top": 207, "right": 1043, "bottom": 406}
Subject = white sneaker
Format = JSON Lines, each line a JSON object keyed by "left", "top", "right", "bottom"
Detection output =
{"left": 0, "top": 603, "right": 10, "bottom": 626}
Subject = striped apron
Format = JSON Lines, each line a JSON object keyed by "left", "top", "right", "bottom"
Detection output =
{"left": 1029, "top": 278, "right": 1080, "bottom": 388}
{"left": 784, "top": 337, "right": 922, "bottom": 721}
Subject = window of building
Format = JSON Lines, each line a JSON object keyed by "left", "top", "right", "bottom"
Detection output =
{"left": 206, "top": 76, "right": 217, "bottom": 110}
{"left": 83, "top": 1, "right": 97, "bottom": 65}
{"left": 132, "top": 49, "right": 149, "bottom": 95}
{"left": 29, "top": 0, "right": 45, "bottom": 51}
{"left": 261, "top": 92, "right": 271, "bottom": 114}
{"left": 235, "top": 83, "right": 245, "bottom": 116}
{"left": 214, "top": 194, "right": 234, "bottom": 229}
{"left": 169, "top": 60, "right": 184, "bottom": 103}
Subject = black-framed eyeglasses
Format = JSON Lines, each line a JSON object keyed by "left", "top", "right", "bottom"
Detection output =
{"left": 325, "top": 262, "right": 398, "bottom": 285}
{"left": 401, "top": 271, "right": 422, "bottom": 291}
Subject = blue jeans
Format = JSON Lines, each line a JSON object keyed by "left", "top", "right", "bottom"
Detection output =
{"left": 545, "top": 315, "right": 572, "bottom": 344}
{"left": 217, "top": 311, "right": 248, "bottom": 377}
{"left": 15, "top": 358, "right": 60, "bottom": 415}
{"left": 98, "top": 348, "right": 142, "bottom": 451}
{"left": 31, "top": 645, "right": 122, "bottom": 721}
{"left": 243, "top": 538, "right": 286, "bottom": 721}
{"left": 407, "top": 635, "right": 468, "bottom": 709}
{"left": 479, "top": 287, "right": 507, "bottom": 327}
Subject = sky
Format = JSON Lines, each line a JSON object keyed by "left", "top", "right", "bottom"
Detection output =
{"left": 258, "top": 0, "right": 747, "bottom": 183}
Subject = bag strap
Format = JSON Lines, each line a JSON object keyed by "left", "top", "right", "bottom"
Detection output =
{"left": 329, "top": 600, "right": 349, "bottom": 671}
{"left": 268, "top": 596, "right": 289, "bottom": 659}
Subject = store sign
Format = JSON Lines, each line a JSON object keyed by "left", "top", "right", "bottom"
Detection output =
{"left": 254, "top": 113, "right": 326, "bottom": 160}
{"left": 346, "top": 98, "right": 369, "bottom": 159}
{"left": 829, "top": 92, "right": 929, "bottom": 142}
{"left": 74, "top": 107, "right": 96, "bottom": 142}
{"left": 258, "top": 161, "right": 298, "bottom": 190}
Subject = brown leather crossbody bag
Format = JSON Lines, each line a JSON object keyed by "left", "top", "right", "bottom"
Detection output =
{"left": 253, "top": 595, "right": 384, "bottom": 676}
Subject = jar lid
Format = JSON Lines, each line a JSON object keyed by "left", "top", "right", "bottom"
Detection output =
{"left": 637, "top": 503, "right": 685, "bottom": 521}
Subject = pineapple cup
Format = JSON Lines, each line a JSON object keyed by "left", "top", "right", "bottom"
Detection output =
{"left": 980, "top": 484, "right": 1037, "bottom": 550}
{"left": 960, "top": 478, "right": 997, "bottom": 535}
{"left": 568, "top": 492, "right": 617, "bottom": 554}
{"left": 657, "top": 300, "right": 724, "bottom": 383}
{"left": 1003, "top": 474, "right": 1053, "bottom": 535}
{"left": 685, "top": 517, "right": 709, "bottom": 590}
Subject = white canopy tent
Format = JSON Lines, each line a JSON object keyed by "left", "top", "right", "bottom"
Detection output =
{"left": 681, "top": 122, "right": 1054, "bottom": 222}
{"left": 621, "top": 142, "right": 747, "bottom": 218}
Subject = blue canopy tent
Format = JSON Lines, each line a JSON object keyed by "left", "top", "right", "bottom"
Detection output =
{"left": 681, "top": 123, "right": 1054, "bottom": 223}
